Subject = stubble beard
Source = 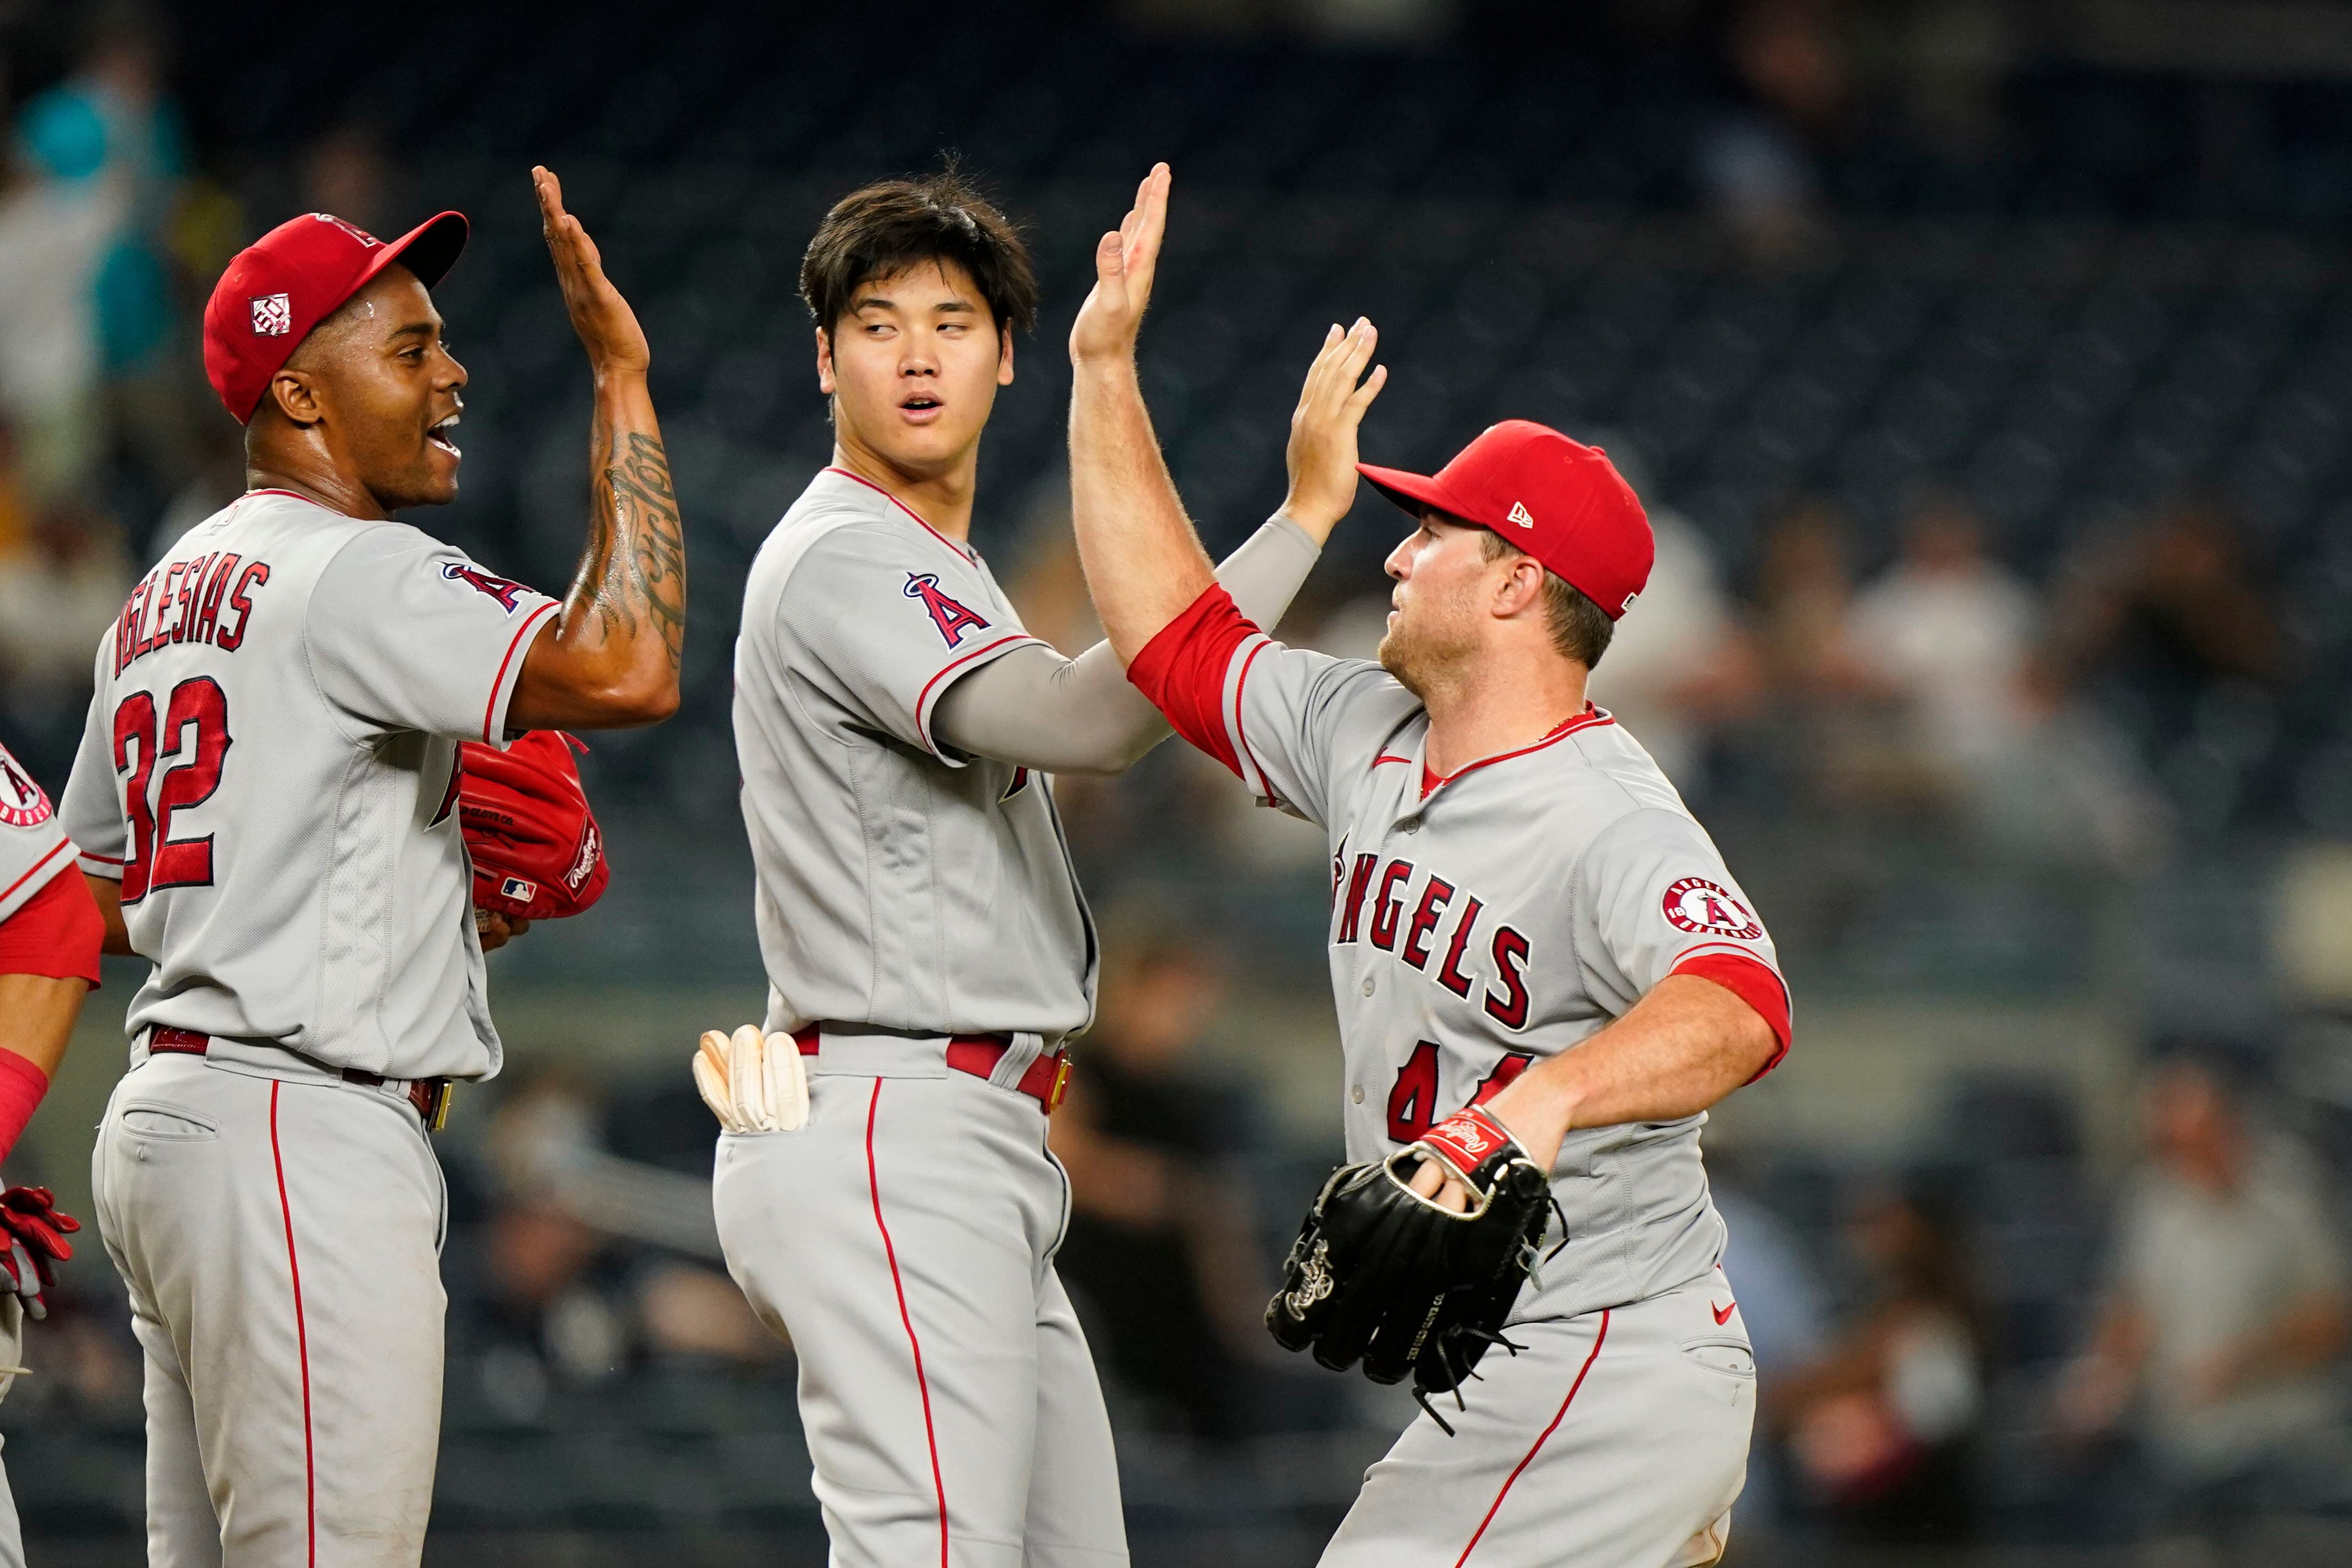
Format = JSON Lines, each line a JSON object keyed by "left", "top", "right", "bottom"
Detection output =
{"left": 1378, "top": 610, "right": 1470, "bottom": 703}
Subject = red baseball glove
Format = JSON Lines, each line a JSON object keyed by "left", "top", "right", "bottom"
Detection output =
{"left": 458, "top": 730, "right": 609, "bottom": 921}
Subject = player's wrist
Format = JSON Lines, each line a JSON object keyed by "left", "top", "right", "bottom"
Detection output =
{"left": 1275, "top": 497, "right": 1343, "bottom": 544}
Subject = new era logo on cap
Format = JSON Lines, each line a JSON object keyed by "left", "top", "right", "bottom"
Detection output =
{"left": 1506, "top": 500, "right": 1536, "bottom": 530}
{"left": 250, "top": 294, "right": 292, "bottom": 336}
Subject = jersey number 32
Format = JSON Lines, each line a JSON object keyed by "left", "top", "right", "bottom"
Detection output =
{"left": 112, "top": 678, "right": 231, "bottom": 903}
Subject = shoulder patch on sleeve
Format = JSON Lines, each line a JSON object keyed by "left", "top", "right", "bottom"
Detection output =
{"left": 1661, "top": 876, "right": 1763, "bottom": 940}
{"left": 903, "top": 571, "right": 992, "bottom": 648}
{"left": 0, "top": 750, "right": 52, "bottom": 828}
{"left": 439, "top": 560, "right": 531, "bottom": 613}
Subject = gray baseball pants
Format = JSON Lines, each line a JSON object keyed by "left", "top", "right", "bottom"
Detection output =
{"left": 713, "top": 1032, "right": 1128, "bottom": 1568}
{"left": 1321, "top": 1270, "right": 1754, "bottom": 1568}
{"left": 90, "top": 1050, "right": 448, "bottom": 1568}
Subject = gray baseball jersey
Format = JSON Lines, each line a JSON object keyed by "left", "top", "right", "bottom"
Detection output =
{"left": 0, "top": 740, "right": 73, "bottom": 925}
{"left": 734, "top": 467, "right": 1096, "bottom": 1041}
{"left": 1137, "top": 607, "right": 1790, "bottom": 1321}
{"left": 1134, "top": 592, "right": 1783, "bottom": 1564}
{"left": 59, "top": 488, "right": 558, "bottom": 1080}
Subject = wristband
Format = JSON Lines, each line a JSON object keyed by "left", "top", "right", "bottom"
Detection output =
{"left": 1415, "top": 1104, "right": 1520, "bottom": 1182}
{"left": 0, "top": 1048, "right": 49, "bottom": 1169}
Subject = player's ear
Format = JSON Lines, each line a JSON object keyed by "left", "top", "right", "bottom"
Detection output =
{"left": 815, "top": 325, "right": 835, "bottom": 396}
{"left": 265, "top": 368, "right": 325, "bottom": 428}
{"left": 1492, "top": 554, "right": 1545, "bottom": 621}
{"left": 995, "top": 324, "right": 1015, "bottom": 387}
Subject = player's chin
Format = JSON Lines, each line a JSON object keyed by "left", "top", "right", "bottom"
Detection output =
{"left": 386, "top": 463, "right": 461, "bottom": 510}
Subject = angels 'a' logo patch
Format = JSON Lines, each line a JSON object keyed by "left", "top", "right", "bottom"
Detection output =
{"left": 1661, "top": 877, "right": 1762, "bottom": 940}
{"left": 441, "top": 561, "right": 529, "bottom": 612}
{"left": 904, "top": 572, "right": 990, "bottom": 648}
{"left": 0, "top": 751, "right": 51, "bottom": 829}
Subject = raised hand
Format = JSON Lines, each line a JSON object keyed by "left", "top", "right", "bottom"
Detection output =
{"left": 1070, "top": 163, "right": 1171, "bottom": 367}
{"left": 535, "top": 165, "right": 651, "bottom": 377}
{"left": 1280, "top": 318, "right": 1388, "bottom": 541}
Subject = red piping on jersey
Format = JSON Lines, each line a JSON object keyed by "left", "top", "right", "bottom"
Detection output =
{"left": 1230, "top": 638, "right": 1278, "bottom": 802}
{"left": 482, "top": 602, "right": 559, "bottom": 743}
{"left": 1420, "top": 707, "right": 1615, "bottom": 800}
{"left": 240, "top": 488, "right": 313, "bottom": 504}
{"left": 825, "top": 466, "right": 974, "bottom": 562}
{"left": 268, "top": 1082, "right": 318, "bottom": 1568}
{"left": 1454, "top": 1307, "right": 1610, "bottom": 1568}
{"left": 0, "top": 838, "right": 72, "bottom": 908}
{"left": 1373, "top": 753, "right": 1412, "bottom": 766}
{"left": 1669, "top": 950, "right": 1792, "bottom": 1077}
{"left": 913, "top": 633, "right": 1038, "bottom": 756}
{"left": 866, "top": 1081, "right": 949, "bottom": 1568}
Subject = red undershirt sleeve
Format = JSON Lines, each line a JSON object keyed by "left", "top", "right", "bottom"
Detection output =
{"left": 1125, "top": 584, "right": 1262, "bottom": 780}
{"left": 1669, "top": 951, "right": 1791, "bottom": 1082}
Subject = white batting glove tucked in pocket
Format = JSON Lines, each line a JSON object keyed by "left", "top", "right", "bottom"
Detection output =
{"left": 693, "top": 1025, "right": 810, "bottom": 1133}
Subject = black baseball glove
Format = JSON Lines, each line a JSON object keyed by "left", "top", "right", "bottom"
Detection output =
{"left": 1266, "top": 1104, "right": 1560, "bottom": 1432}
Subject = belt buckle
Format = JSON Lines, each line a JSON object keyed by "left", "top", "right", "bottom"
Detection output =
{"left": 1045, "top": 1053, "right": 1071, "bottom": 1114}
{"left": 422, "top": 1080, "right": 454, "bottom": 1133}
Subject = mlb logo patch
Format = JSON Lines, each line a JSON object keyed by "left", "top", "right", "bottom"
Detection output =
{"left": 251, "top": 294, "right": 293, "bottom": 336}
{"left": 500, "top": 875, "right": 538, "bottom": 903}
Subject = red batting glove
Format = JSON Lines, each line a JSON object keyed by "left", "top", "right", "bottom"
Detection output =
{"left": 0, "top": 1187, "right": 78, "bottom": 1320}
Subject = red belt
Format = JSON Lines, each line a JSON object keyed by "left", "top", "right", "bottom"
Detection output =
{"left": 790, "top": 1025, "right": 1071, "bottom": 1114}
{"left": 148, "top": 1027, "right": 454, "bottom": 1132}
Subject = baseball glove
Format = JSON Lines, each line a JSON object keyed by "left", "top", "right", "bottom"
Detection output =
{"left": 459, "top": 730, "right": 608, "bottom": 922}
{"left": 1267, "top": 1104, "right": 1560, "bottom": 1432}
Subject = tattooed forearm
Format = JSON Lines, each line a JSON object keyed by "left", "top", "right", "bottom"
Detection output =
{"left": 562, "top": 425, "right": 683, "bottom": 669}
{"left": 607, "top": 432, "right": 686, "bottom": 665}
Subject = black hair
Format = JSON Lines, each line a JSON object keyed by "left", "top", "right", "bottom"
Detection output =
{"left": 799, "top": 164, "right": 1037, "bottom": 339}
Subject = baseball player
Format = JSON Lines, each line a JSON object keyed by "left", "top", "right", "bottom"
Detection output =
{"left": 58, "top": 168, "right": 684, "bottom": 1567}
{"left": 0, "top": 735, "right": 103, "bottom": 1568}
{"left": 704, "top": 170, "right": 1348, "bottom": 1568}
{"left": 1063, "top": 166, "right": 1790, "bottom": 1568}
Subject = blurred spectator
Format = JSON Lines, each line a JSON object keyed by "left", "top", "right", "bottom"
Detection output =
{"left": 1588, "top": 502, "right": 1762, "bottom": 800}
{"left": 0, "top": 86, "right": 122, "bottom": 503}
{"left": 2044, "top": 493, "right": 2290, "bottom": 718}
{"left": 2057, "top": 1054, "right": 2352, "bottom": 1531}
{"left": 447, "top": 1075, "right": 777, "bottom": 1422}
{"left": 1049, "top": 919, "right": 1269, "bottom": 1443}
{"left": 1699, "top": 0, "right": 1847, "bottom": 256}
{"left": 1772, "top": 1183, "right": 1986, "bottom": 1545}
{"left": 0, "top": 497, "right": 133, "bottom": 701}
{"left": 1744, "top": 495, "right": 1916, "bottom": 809}
{"left": 1847, "top": 491, "right": 2036, "bottom": 781}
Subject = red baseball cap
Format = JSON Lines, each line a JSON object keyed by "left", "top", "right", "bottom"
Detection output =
{"left": 202, "top": 210, "right": 469, "bottom": 424}
{"left": 1358, "top": 420, "right": 1655, "bottom": 619}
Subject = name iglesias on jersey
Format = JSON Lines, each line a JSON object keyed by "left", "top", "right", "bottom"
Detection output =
{"left": 111, "top": 553, "right": 273, "bottom": 675}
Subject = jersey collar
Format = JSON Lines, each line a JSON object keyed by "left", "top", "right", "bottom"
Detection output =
{"left": 1374, "top": 703, "right": 1617, "bottom": 813}
{"left": 823, "top": 465, "right": 978, "bottom": 563}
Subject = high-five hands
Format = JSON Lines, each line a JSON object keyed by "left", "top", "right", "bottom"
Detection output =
{"left": 1281, "top": 319, "right": 1388, "bottom": 541}
{"left": 1070, "top": 163, "right": 1172, "bottom": 367}
{"left": 534, "top": 165, "right": 651, "bottom": 378}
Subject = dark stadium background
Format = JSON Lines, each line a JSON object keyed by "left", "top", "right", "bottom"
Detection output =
{"left": 4, "top": 1, "right": 2352, "bottom": 1563}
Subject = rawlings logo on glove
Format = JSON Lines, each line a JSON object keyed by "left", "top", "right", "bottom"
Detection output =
{"left": 1267, "top": 1105, "right": 1562, "bottom": 1433}
{"left": 459, "top": 731, "right": 610, "bottom": 922}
